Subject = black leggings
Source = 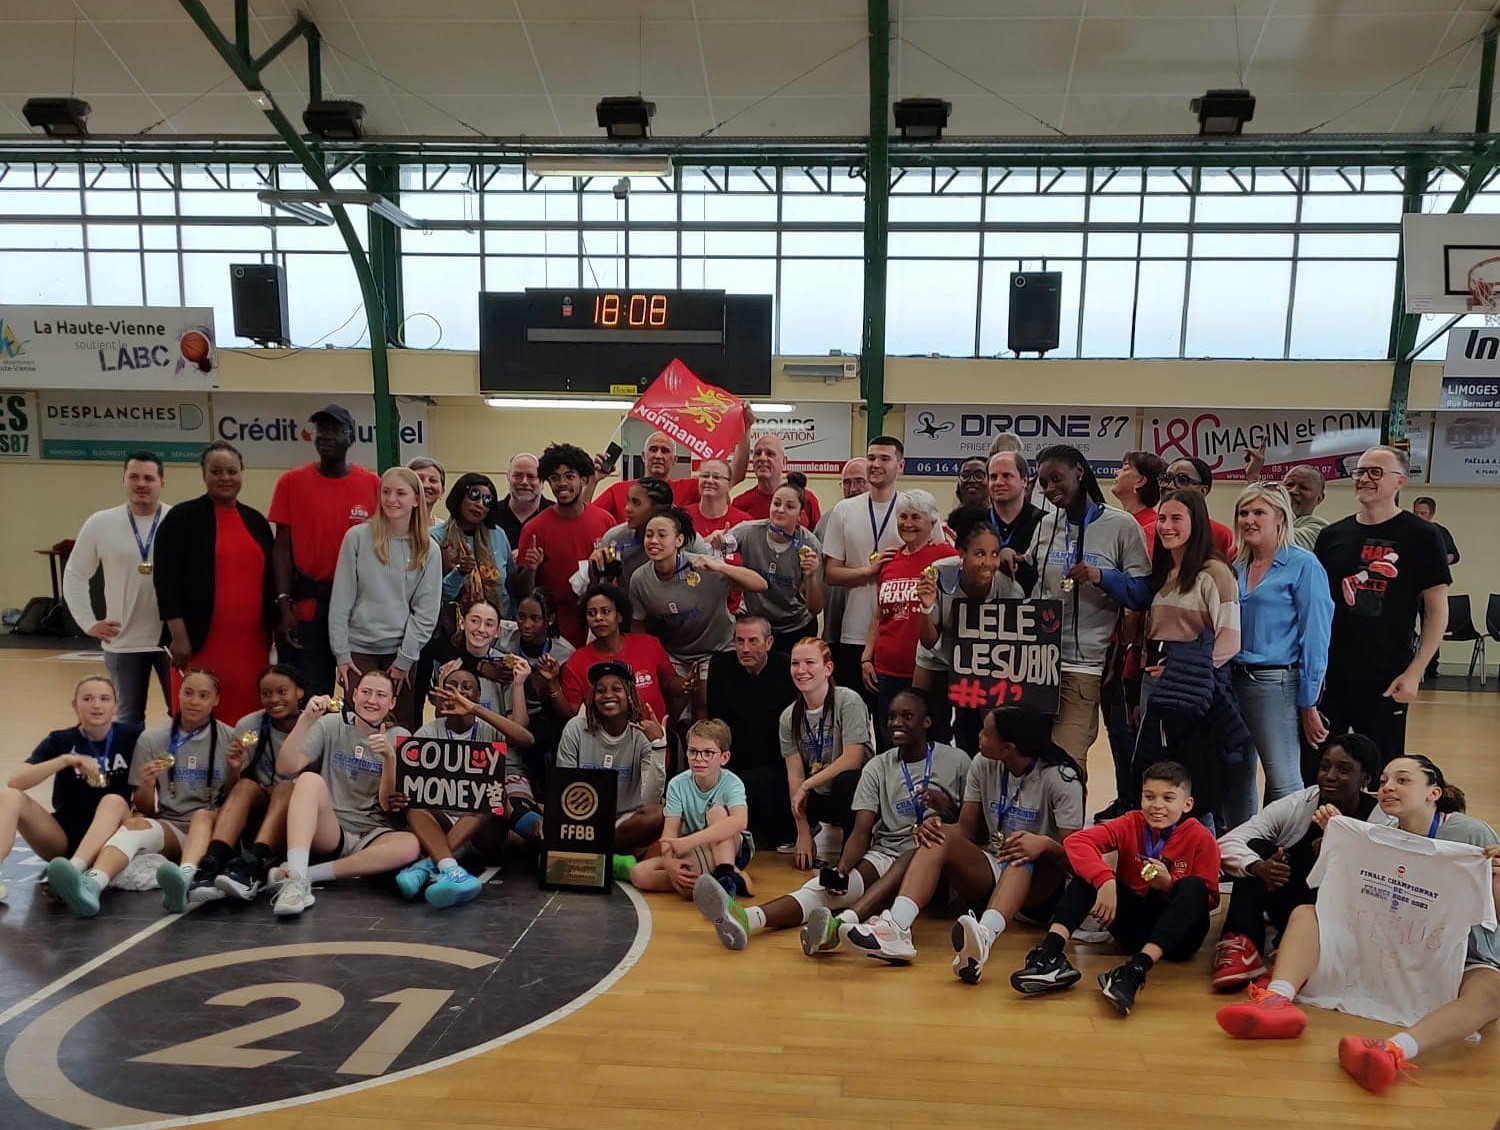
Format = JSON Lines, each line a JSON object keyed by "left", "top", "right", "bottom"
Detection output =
{"left": 1221, "top": 836, "right": 1314, "bottom": 953}
{"left": 804, "top": 768, "right": 862, "bottom": 837}
{"left": 1052, "top": 874, "right": 1211, "bottom": 960}
{"left": 738, "top": 763, "right": 796, "bottom": 845}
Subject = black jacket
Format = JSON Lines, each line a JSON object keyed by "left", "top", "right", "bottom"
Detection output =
{"left": 153, "top": 494, "right": 277, "bottom": 652}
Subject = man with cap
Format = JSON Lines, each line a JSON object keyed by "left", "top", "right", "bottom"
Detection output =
{"left": 593, "top": 425, "right": 752, "bottom": 524}
{"left": 268, "top": 404, "right": 381, "bottom": 696}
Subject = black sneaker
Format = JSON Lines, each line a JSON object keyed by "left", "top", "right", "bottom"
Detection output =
{"left": 1010, "top": 945, "right": 1082, "bottom": 994}
{"left": 214, "top": 856, "right": 263, "bottom": 902}
{"left": 1098, "top": 961, "right": 1147, "bottom": 1016}
{"left": 1092, "top": 801, "right": 1123, "bottom": 824}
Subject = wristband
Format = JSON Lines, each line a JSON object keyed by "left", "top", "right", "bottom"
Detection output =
{"left": 861, "top": 658, "right": 874, "bottom": 666}
{"left": 918, "top": 603, "right": 936, "bottom": 615}
{"left": 649, "top": 739, "right": 668, "bottom": 749}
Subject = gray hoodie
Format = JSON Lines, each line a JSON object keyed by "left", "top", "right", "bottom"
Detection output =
{"left": 329, "top": 523, "right": 442, "bottom": 669}
{"left": 1025, "top": 503, "right": 1150, "bottom": 672}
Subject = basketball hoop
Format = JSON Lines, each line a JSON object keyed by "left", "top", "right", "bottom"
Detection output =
{"left": 1466, "top": 255, "right": 1500, "bottom": 311}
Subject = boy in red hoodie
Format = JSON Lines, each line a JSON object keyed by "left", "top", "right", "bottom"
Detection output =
{"left": 1009, "top": 760, "right": 1220, "bottom": 1015}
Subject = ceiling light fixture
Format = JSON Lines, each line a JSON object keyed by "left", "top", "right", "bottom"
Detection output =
{"left": 1190, "top": 89, "right": 1255, "bottom": 136}
{"left": 524, "top": 156, "right": 674, "bottom": 179}
{"left": 22, "top": 97, "right": 91, "bottom": 137}
{"left": 596, "top": 96, "right": 656, "bottom": 140}
{"left": 302, "top": 99, "right": 366, "bottom": 140}
{"left": 893, "top": 98, "right": 951, "bottom": 141}
{"left": 258, "top": 189, "right": 418, "bottom": 229}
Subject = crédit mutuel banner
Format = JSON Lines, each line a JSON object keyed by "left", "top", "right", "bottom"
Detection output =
{"left": 0, "top": 305, "right": 218, "bottom": 390}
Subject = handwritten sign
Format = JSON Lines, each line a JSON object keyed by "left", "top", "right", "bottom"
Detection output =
{"left": 395, "top": 737, "right": 507, "bottom": 815}
{"left": 948, "top": 598, "right": 1062, "bottom": 713}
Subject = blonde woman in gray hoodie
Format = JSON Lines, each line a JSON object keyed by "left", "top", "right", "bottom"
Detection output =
{"left": 329, "top": 466, "right": 442, "bottom": 730}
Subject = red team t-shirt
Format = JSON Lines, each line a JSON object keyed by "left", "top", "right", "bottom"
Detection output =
{"left": 732, "top": 484, "right": 821, "bottom": 529}
{"left": 872, "top": 544, "right": 958, "bottom": 678}
{"left": 561, "top": 633, "right": 677, "bottom": 720}
{"left": 595, "top": 477, "right": 700, "bottom": 523}
{"left": 519, "top": 504, "right": 614, "bottom": 644}
{"left": 267, "top": 462, "right": 380, "bottom": 620}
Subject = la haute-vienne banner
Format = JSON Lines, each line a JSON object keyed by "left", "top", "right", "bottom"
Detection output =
{"left": 627, "top": 359, "right": 748, "bottom": 460}
{"left": 0, "top": 305, "right": 218, "bottom": 390}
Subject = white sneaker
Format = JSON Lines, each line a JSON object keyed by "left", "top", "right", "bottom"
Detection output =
{"left": 271, "top": 873, "right": 314, "bottom": 917}
{"left": 950, "top": 912, "right": 994, "bottom": 984}
{"left": 0, "top": 878, "right": 7, "bottom": 903}
{"left": 264, "top": 864, "right": 293, "bottom": 895}
{"left": 1073, "top": 914, "right": 1112, "bottom": 945}
{"left": 847, "top": 910, "right": 916, "bottom": 964}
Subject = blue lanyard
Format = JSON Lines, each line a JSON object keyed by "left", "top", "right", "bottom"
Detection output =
{"left": 1142, "top": 819, "right": 1175, "bottom": 860}
{"left": 518, "top": 636, "right": 552, "bottom": 660}
{"left": 1426, "top": 811, "right": 1441, "bottom": 838}
{"left": 803, "top": 705, "right": 830, "bottom": 769}
{"left": 128, "top": 507, "right": 162, "bottom": 564}
{"left": 989, "top": 507, "right": 1020, "bottom": 548}
{"left": 81, "top": 727, "right": 114, "bottom": 774}
{"left": 167, "top": 722, "right": 208, "bottom": 758}
{"left": 1062, "top": 502, "right": 1102, "bottom": 568}
{"left": 898, "top": 743, "right": 935, "bottom": 823}
{"left": 869, "top": 495, "right": 896, "bottom": 550}
{"left": 992, "top": 759, "right": 1035, "bottom": 836}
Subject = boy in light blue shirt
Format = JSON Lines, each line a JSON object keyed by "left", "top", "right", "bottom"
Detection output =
{"left": 630, "top": 719, "right": 753, "bottom": 898}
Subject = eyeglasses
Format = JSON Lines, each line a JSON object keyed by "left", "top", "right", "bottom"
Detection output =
{"left": 685, "top": 748, "right": 719, "bottom": 762}
{"left": 958, "top": 470, "right": 987, "bottom": 482}
{"left": 464, "top": 487, "right": 495, "bottom": 504}
{"left": 1159, "top": 472, "right": 1203, "bottom": 488}
{"left": 698, "top": 471, "right": 729, "bottom": 481}
{"left": 1351, "top": 466, "right": 1386, "bottom": 481}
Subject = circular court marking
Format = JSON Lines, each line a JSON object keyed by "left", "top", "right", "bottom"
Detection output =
{"left": 2, "top": 886, "right": 650, "bottom": 1130}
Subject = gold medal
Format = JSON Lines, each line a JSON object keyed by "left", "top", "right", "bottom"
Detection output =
{"left": 922, "top": 565, "right": 938, "bottom": 583}
{"left": 239, "top": 730, "right": 258, "bottom": 751}
{"left": 685, "top": 569, "right": 701, "bottom": 588}
{"left": 1061, "top": 577, "right": 1075, "bottom": 593}
{"left": 156, "top": 753, "right": 176, "bottom": 770}
{"left": 1140, "top": 861, "right": 1161, "bottom": 883}
{"left": 81, "top": 761, "right": 106, "bottom": 788}
{"left": 800, "top": 546, "right": 817, "bottom": 564}
{"left": 137, "top": 562, "right": 153, "bottom": 575}
{"left": 869, "top": 551, "right": 882, "bottom": 566}
{"left": 327, "top": 695, "right": 344, "bottom": 713}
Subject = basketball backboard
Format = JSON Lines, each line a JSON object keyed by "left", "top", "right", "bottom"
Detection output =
{"left": 1403, "top": 213, "right": 1500, "bottom": 314}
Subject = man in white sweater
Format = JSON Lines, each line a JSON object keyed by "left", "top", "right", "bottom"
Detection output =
{"left": 63, "top": 451, "right": 171, "bottom": 724}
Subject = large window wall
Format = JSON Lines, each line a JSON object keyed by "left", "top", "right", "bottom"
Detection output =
{"left": 1, "top": 157, "right": 1491, "bottom": 360}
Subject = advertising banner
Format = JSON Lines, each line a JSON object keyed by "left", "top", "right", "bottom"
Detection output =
{"left": 0, "top": 305, "right": 217, "bottom": 389}
{"left": 0, "top": 390, "right": 38, "bottom": 460}
{"left": 1441, "top": 327, "right": 1500, "bottom": 409}
{"left": 1143, "top": 408, "right": 1432, "bottom": 484}
{"left": 903, "top": 405, "right": 1136, "bottom": 477}
{"left": 212, "top": 394, "right": 429, "bottom": 468}
{"left": 1429, "top": 412, "right": 1500, "bottom": 483}
{"left": 38, "top": 389, "right": 211, "bottom": 463}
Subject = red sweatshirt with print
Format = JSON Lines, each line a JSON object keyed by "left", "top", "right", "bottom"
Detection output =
{"left": 1063, "top": 810, "right": 1221, "bottom": 908}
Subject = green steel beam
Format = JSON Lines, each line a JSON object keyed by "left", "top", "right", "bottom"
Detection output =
{"left": 176, "top": 0, "right": 399, "bottom": 471}
{"left": 1479, "top": 22, "right": 1498, "bottom": 135}
{"left": 861, "top": 0, "right": 890, "bottom": 441}
{"left": 306, "top": 23, "right": 323, "bottom": 105}
{"left": 7, "top": 133, "right": 1500, "bottom": 170}
{"left": 1385, "top": 161, "right": 1430, "bottom": 444}
{"left": 253, "top": 15, "right": 313, "bottom": 73}
{"left": 234, "top": 0, "right": 249, "bottom": 59}
{"left": 366, "top": 158, "right": 404, "bottom": 346}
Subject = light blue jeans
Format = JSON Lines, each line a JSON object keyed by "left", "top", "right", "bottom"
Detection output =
{"left": 1227, "top": 665, "right": 1302, "bottom": 832}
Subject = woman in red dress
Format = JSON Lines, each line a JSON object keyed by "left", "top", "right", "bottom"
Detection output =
{"left": 154, "top": 442, "right": 276, "bottom": 722}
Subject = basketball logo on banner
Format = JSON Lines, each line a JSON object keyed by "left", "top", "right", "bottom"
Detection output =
{"left": 560, "top": 782, "right": 600, "bottom": 822}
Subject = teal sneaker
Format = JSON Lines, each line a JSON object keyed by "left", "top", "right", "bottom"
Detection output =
{"left": 157, "top": 862, "right": 191, "bottom": 914}
{"left": 425, "top": 866, "right": 482, "bottom": 908}
{"left": 693, "top": 872, "right": 749, "bottom": 951}
{"left": 395, "top": 857, "right": 437, "bottom": 900}
{"left": 45, "top": 858, "right": 101, "bottom": 918}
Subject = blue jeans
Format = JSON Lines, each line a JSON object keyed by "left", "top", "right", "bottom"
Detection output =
{"left": 103, "top": 649, "right": 170, "bottom": 725}
{"left": 1228, "top": 665, "right": 1302, "bottom": 832}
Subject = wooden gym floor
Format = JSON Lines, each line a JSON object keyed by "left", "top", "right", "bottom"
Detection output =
{"left": 1, "top": 648, "right": 1497, "bottom": 1130}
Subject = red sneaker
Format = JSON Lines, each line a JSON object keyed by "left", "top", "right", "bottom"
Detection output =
{"left": 1338, "top": 1037, "right": 1414, "bottom": 1094}
{"left": 1210, "top": 933, "right": 1266, "bottom": 992}
{"left": 1215, "top": 983, "right": 1308, "bottom": 1040}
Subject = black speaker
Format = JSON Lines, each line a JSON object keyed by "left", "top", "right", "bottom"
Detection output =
{"left": 1007, "top": 271, "right": 1061, "bottom": 355}
{"left": 231, "top": 263, "right": 290, "bottom": 346}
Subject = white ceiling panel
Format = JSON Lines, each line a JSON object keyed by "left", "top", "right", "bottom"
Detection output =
{"left": 0, "top": 0, "right": 1493, "bottom": 139}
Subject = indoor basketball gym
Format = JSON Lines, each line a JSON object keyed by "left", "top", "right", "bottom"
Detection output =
{"left": 2, "top": 3, "right": 1500, "bottom": 1129}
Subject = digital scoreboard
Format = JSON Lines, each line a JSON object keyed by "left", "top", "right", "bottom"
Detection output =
{"left": 479, "top": 289, "right": 772, "bottom": 395}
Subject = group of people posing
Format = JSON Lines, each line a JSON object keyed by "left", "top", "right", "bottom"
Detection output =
{"left": 2, "top": 404, "right": 1495, "bottom": 1098}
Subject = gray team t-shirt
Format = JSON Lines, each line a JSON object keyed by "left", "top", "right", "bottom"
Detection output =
{"left": 232, "top": 710, "right": 291, "bottom": 788}
{"left": 555, "top": 714, "right": 666, "bottom": 815}
{"left": 628, "top": 560, "right": 736, "bottom": 665}
{"left": 300, "top": 714, "right": 411, "bottom": 838}
{"left": 822, "top": 493, "right": 905, "bottom": 646}
{"left": 729, "top": 520, "right": 822, "bottom": 634}
{"left": 852, "top": 742, "right": 972, "bottom": 858}
{"left": 1437, "top": 812, "right": 1500, "bottom": 969}
{"left": 777, "top": 686, "right": 872, "bottom": 793}
{"left": 963, "top": 757, "right": 1085, "bottom": 849}
{"left": 130, "top": 721, "right": 237, "bottom": 828}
